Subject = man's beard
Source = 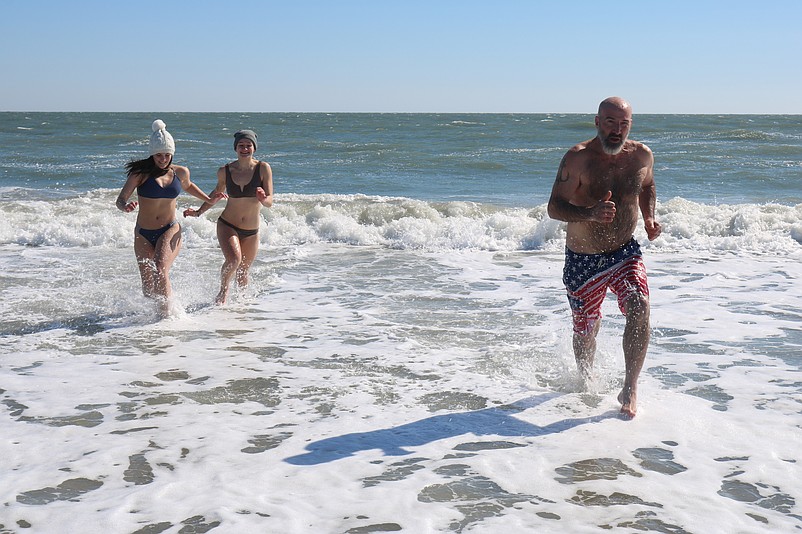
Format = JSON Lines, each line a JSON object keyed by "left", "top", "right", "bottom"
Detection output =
{"left": 598, "top": 130, "right": 625, "bottom": 155}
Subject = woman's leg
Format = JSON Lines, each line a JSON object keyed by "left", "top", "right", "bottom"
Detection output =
{"left": 216, "top": 221, "right": 242, "bottom": 304}
{"left": 235, "top": 233, "right": 260, "bottom": 288}
{"left": 152, "top": 224, "right": 182, "bottom": 316}
{"left": 134, "top": 232, "right": 157, "bottom": 298}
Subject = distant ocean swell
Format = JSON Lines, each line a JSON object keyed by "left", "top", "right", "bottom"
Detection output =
{"left": 0, "top": 190, "right": 800, "bottom": 255}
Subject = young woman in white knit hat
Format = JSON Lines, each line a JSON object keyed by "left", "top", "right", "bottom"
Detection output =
{"left": 116, "top": 119, "right": 227, "bottom": 317}
{"left": 184, "top": 128, "right": 273, "bottom": 305}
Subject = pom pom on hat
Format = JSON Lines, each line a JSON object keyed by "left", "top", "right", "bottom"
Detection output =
{"left": 149, "top": 119, "right": 175, "bottom": 155}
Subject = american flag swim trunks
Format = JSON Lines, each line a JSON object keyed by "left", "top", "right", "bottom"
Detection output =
{"left": 563, "top": 237, "right": 649, "bottom": 336}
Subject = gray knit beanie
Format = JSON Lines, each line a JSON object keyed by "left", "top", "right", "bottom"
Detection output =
{"left": 233, "top": 129, "right": 258, "bottom": 151}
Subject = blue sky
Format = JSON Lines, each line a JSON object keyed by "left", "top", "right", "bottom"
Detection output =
{"left": 2, "top": 0, "right": 800, "bottom": 113}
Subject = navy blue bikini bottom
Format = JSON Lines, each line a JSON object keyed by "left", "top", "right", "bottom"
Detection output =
{"left": 137, "top": 220, "right": 179, "bottom": 247}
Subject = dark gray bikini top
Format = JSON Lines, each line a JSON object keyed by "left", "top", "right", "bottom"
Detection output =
{"left": 225, "top": 163, "right": 261, "bottom": 198}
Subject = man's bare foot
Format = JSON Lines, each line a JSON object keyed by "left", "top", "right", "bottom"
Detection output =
{"left": 618, "top": 387, "right": 637, "bottom": 419}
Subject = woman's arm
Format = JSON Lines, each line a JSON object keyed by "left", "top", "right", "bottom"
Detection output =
{"left": 116, "top": 173, "right": 142, "bottom": 212}
{"left": 255, "top": 161, "right": 274, "bottom": 208}
{"left": 182, "top": 166, "right": 228, "bottom": 218}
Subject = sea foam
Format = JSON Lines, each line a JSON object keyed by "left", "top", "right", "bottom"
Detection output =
{"left": 1, "top": 190, "right": 800, "bottom": 256}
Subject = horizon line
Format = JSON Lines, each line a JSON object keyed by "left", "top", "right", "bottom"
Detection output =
{"left": 3, "top": 110, "right": 801, "bottom": 116}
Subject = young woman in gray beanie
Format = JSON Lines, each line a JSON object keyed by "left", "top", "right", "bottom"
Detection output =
{"left": 184, "top": 129, "right": 273, "bottom": 304}
{"left": 116, "top": 119, "right": 226, "bottom": 316}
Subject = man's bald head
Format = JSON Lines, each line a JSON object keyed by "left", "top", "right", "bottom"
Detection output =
{"left": 598, "top": 97, "right": 632, "bottom": 115}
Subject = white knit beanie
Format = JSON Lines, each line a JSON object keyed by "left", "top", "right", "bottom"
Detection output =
{"left": 149, "top": 119, "right": 175, "bottom": 155}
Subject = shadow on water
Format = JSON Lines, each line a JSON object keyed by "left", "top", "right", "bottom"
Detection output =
{"left": 0, "top": 311, "right": 144, "bottom": 337}
{"left": 285, "top": 393, "right": 616, "bottom": 465}
{"left": 0, "top": 300, "right": 219, "bottom": 338}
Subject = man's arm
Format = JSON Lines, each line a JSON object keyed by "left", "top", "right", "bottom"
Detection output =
{"left": 547, "top": 152, "right": 615, "bottom": 224}
{"left": 637, "top": 146, "right": 661, "bottom": 240}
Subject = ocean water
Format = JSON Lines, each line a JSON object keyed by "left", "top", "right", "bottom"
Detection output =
{"left": 1, "top": 112, "right": 801, "bottom": 533}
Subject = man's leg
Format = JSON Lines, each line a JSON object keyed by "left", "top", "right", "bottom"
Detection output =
{"left": 619, "top": 293, "right": 650, "bottom": 418}
{"left": 573, "top": 319, "right": 601, "bottom": 385}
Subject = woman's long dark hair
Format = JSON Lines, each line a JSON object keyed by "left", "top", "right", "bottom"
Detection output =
{"left": 125, "top": 155, "right": 172, "bottom": 178}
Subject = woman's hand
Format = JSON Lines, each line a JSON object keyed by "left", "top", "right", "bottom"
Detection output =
{"left": 256, "top": 187, "right": 270, "bottom": 205}
{"left": 117, "top": 199, "right": 138, "bottom": 213}
{"left": 209, "top": 191, "right": 228, "bottom": 205}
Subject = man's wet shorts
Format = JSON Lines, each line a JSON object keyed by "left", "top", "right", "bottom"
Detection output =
{"left": 563, "top": 237, "right": 649, "bottom": 336}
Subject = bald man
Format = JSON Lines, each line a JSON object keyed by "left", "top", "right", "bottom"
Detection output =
{"left": 547, "top": 97, "right": 662, "bottom": 418}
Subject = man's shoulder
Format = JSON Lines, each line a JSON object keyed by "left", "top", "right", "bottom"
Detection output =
{"left": 564, "top": 139, "right": 595, "bottom": 160}
{"left": 561, "top": 139, "right": 600, "bottom": 169}
{"left": 614, "top": 136, "right": 647, "bottom": 151}
{"left": 568, "top": 138, "right": 594, "bottom": 152}
{"left": 626, "top": 140, "right": 653, "bottom": 161}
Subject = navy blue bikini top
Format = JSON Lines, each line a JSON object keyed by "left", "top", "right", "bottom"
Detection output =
{"left": 225, "top": 163, "right": 261, "bottom": 198}
{"left": 137, "top": 170, "right": 181, "bottom": 199}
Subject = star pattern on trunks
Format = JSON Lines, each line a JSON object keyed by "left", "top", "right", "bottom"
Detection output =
{"left": 562, "top": 238, "right": 650, "bottom": 335}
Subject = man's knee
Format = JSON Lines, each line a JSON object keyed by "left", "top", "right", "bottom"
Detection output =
{"left": 573, "top": 316, "right": 600, "bottom": 338}
{"left": 625, "top": 293, "right": 650, "bottom": 322}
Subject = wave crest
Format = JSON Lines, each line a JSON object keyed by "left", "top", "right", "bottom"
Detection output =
{"left": 0, "top": 191, "right": 800, "bottom": 255}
